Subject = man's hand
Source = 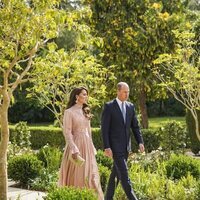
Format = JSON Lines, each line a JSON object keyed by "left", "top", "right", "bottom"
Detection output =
{"left": 139, "top": 143, "right": 145, "bottom": 153}
{"left": 104, "top": 148, "right": 113, "bottom": 158}
{"left": 71, "top": 152, "right": 79, "bottom": 160}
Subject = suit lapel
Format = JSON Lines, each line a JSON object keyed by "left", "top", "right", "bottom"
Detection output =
{"left": 113, "top": 99, "right": 125, "bottom": 124}
{"left": 114, "top": 99, "right": 129, "bottom": 125}
{"left": 125, "top": 102, "right": 130, "bottom": 125}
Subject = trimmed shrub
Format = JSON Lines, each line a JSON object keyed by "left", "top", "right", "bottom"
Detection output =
{"left": 96, "top": 149, "right": 113, "bottom": 169}
{"left": 12, "top": 121, "right": 31, "bottom": 148}
{"left": 8, "top": 154, "right": 42, "bottom": 186}
{"left": 131, "top": 128, "right": 160, "bottom": 153}
{"left": 186, "top": 109, "right": 200, "bottom": 154}
{"left": 46, "top": 186, "right": 98, "bottom": 200}
{"left": 92, "top": 128, "right": 103, "bottom": 150}
{"left": 98, "top": 164, "right": 111, "bottom": 192}
{"left": 36, "top": 145, "right": 62, "bottom": 172}
{"left": 159, "top": 121, "right": 187, "bottom": 153}
{"left": 29, "top": 127, "right": 65, "bottom": 149}
{"left": 10, "top": 126, "right": 65, "bottom": 149}
{"left": 31, "top": 169, "right": 58, "bottom": 191}
{"left": 10, "top": 127, "right": 101, "bottom": 150}
{"left": 165, "top": 154, "right": 200, "bottom": 180}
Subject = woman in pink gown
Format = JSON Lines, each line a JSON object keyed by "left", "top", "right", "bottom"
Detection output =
{"left": 58, "top": 87, "right": 104, "bottom": 200}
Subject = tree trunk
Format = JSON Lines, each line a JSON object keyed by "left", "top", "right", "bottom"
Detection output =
{"left": 0, "top": 90, "right": 10, "bottom": 200}
{"left": 138, "top": 84, "right": 149, "bottom": 129}
{"left": 191, "top": 109, "right": 200, "bottom": 142}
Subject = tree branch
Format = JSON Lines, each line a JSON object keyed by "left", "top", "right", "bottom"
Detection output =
{"left": 7, "top": 56, "right": 21, "bottom": 76}
{"left": 10, "top": 42, "right": 39, "bottom": 93}
{"left": 10, "top": 70, "right": 20, "bottom": 79}
{"left": 8, "top": 78, "right": 30, "bottom": 87}
{"left": 17, "top": 57, "right": 31, "bottom": 64}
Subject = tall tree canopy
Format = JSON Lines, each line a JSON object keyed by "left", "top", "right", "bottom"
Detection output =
{"left": 85, "top": 0, "right": 187, "bottom": 128}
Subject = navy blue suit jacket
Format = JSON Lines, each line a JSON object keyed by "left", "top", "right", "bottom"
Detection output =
{"left": 101, "top": 99, "right": 144, "bottom": 153}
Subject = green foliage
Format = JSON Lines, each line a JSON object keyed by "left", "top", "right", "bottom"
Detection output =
{"left": 7, "top": 142, "right": 33, "bottom": 160}
{"left": 131, "top": 128, "right": 161, "bottom": 153}
{"left": 32, "top": 145, "right": 62, "bottom": 191}
{"left": 31, "top": 169, "right": 58, "bottom": 191}
{"left": 115, "top": 161, "right": 200, "bottom": 200}
{"left": 153, "top": 23, "right": 200, "bottom": 142}
{"left": 12, "top": 121, "right": 31, "bottom": 148}
{"left": 0, "top": 0, "right": 66, "bottom": 77}
{"left": 10, "top": 126, "right": 162, "bottom": 152}
{"left": 141, "top": 129, "right": 160, "bottom": 153}
{"left": 96, "top": 149, "right": 113, "bottom": 169}
{"left": 36, "top": 145, "right": 62, "bottom": 172}
{"left": 149, "top": 116, "right": 186, "bottom": 129}
{"left": 9, "top": 86, "right": 55, "bottom": 123}
{"left": 91, "top": 128, "right": 103, "bottom": 150}
{"left": 128, "top": 149, "right": 167, "bottom": 173}
{"left": 93, "top": 127, "right": 161, "bottom": 153}
{"left": 115, "top": 163, "right": 167, "bottom": 200}
{"left": 7, "top": 122, "right": 33, "bottom": 159}
{"left": 166, "top": 175, "right": 200, "bottom": 200}
{"left": 85, "top": 0, "right": 186, "bottom": 102}
{"left": 186, "top": 109, "right": 200, "bottom": 154}
{"left": 28, "top": 4, "right": 114, "bottom": 126}
{"left": 147, "top": 98, "right": 185, "bottom": 117}
{"left": 30, "top": 127, "right": 65, "bottom": 149}
{"left": 158, "top": 121, "right": 187, "bottom": 153}
{"left": 45, "top": 186, "right": 98, "bottom": 200}
{"left": 98, "top": 164, "right": 110, "bottom": 193}
{"left": 8, "top": 154, "right": 42, "bottom": 187}
{"left": 165, "top": 154, "right": 200, "bottom": 180}
{"left": 9, "top": 126, "right": 65, "bottom": 149}
{"left": 89, "top": 128, "right": 161, "bottom": 153}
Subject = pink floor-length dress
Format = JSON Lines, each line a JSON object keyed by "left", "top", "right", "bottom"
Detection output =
{"left": 58, "top": 104, "right": 104, "bottom": 200}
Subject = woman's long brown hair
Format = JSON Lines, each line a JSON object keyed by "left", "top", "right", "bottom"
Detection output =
{"left": 67, "top": 87, "right": 92, "bottom": 119}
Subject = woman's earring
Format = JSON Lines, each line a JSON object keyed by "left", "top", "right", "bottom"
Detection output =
{"left": 75, "top": 99, "right": 78, "bottom": 103}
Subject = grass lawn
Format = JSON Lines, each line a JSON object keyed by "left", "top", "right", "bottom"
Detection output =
{"left": 149, "top": 116, "right": 185, "bottom": 129}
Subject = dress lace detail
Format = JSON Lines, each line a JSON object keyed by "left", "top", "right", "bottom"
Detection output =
{"left": 58, "top": 104, "right": 104, "bottom": 200}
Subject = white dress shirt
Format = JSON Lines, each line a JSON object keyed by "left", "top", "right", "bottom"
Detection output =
{"left": 116, "top": 98, "right": 126, "bottom": 114}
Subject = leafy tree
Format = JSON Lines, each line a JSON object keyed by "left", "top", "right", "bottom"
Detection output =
{"left": 154, "top": 28, "right": 200, "bottom": 142}
{"left": 0, "top": 0, "right": 67, "bottom": 199}
{"left": 29, "top": 42, "right": 111, "bottom": 127}
{"left": 28, "top": 4, "right": 113, "bottom": 127}
{"left": 85, "top": 0, "right": 186, "bottom": 128}
{"left": 188, "top": 0, "right": 200, "bottom": 10}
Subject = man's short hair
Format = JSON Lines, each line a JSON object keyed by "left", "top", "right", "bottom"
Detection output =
{"left": 117, "top": 82, "right": 129, "bottom": 90}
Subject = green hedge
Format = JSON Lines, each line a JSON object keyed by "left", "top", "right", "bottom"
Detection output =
{"left": 93, "top": 128, "right": 161, "bottom": 152}
{"left": 96, "top": 149, "right": 113, "bottom": 169}
{"left": 165, "top": 154, "right": 200, "bottom": 180}
{"left": 98, "top": 164, "right": 111, "bottom": 192}
{"left": 8, "top": 153, "right": 43, "bottom": 187}
{"left": 9, "top": 126, "right": 65, "bottom": 149}
{"left": 9, "top": 126, "right": 160, "bottom": 152}
{"left": 46, "top": 186, "right": 98, "bottom": 200}
{"left": 131, "top": 129, "right": 160, "bottom": 153}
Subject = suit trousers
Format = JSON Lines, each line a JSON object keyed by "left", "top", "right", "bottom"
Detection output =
{"left": 105, "top": 152, "right": 138, "bottom": 200}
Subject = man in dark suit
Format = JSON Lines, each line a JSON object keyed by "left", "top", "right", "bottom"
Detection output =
{"left": 101, "top": 82, "right": 145, "bottom": 200}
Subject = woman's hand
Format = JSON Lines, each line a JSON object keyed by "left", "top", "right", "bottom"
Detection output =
{"left": 71, "top": 152, "right": 79, "bottom": 160}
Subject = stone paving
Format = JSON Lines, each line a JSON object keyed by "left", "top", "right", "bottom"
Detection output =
{"left": 8, "top": 180, "right": 46, "bottom": 200}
